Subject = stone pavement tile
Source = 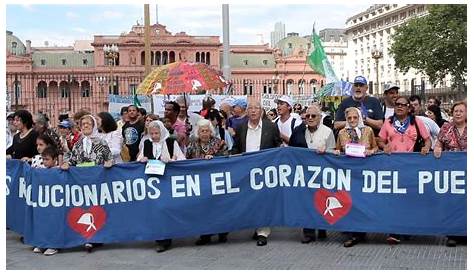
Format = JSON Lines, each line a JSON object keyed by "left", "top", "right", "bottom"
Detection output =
{"left": 6, "top": 229, "right": 466, "bottom": 270}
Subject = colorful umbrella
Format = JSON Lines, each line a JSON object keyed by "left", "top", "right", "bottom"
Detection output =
{"left": 137, "top": 61, "right": 227, "bottom": 95}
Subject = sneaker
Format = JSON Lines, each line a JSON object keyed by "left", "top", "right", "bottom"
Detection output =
{"left": 446, "top": 239, "right": 457, "bottom": 247}
{"left": 386, "top": 236, "right": 401, "bottom": 245}
{"left": 33, "top": 247, "right": 43, "bottom": 253}
{"left": 43, "top": 248, "right": 58, "bottom": 256}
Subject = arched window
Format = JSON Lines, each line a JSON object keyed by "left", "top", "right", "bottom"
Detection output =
{"left": 286, "top": 79, "right": 294, "bottom": 95}
{"left": 298, "top": 79, "right": 305, "bottom": 94}
{"left": 36, "top": 81, "right": 47, "bottom": 98}
{"left": 81, "top": 81, "right": 91, "bottom": 97}
{"left": 59, "top": 81, "right": 70, "bottom": 98}
{"left": 141, "top": 51, "right": 145, "bottom": 65}
{"left": 243, "top": 79, "right": 253, "bottom": 95}
{"left": 201, "top": 52, "right": 205, "bottom": 64}
{"left": 195, "top": 52, "right": 200, "bottom": 62}
{"left": 155, "top": 51, "right": 161, "bottom": 65}
{"left": 206, "top": 52, "right": 210, "bottom": 65}
{"left": 169, "top": 51, "right": 176, "bottom": 63}
{"left": 162, "top": 51, "right": 168, "bottom": 65}
{"left": 310, "top": 79, "right": 318, "bottom": 94}
{"left": 150, "top": 51, "right": 154, "bottom": 65}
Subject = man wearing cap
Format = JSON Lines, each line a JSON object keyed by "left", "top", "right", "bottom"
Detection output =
{"left": 274, "top": 95, "right": 302, "bottom": 146}
{"left": 227, "top": 98, "right": 249, "bottom": 137}
{"left": 381, "top": 83, "right": 399, "bottom": 120}
{"left": 334, "top": 76, "right": 384, "bottom": 134}
{"left": 231, "top": 98, "right": 281, "bottom": 246}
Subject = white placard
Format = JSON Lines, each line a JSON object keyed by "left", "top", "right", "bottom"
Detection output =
{"left": 145, "top": 160, "right": 166, "bottom": 175}
{"left": 345, "top": 143, "right": 366, "bottom": 158}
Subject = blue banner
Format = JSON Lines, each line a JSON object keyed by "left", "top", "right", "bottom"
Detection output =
{"left": 6, "top": 148, "right": 466, "bottom": 248}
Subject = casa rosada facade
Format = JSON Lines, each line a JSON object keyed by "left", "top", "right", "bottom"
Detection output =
{"left": 6, "top": 23, "right": 323, "bottom": 124}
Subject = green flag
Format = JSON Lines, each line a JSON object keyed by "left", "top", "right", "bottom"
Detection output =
{"left": 307, "top": 24, "right": 338, "bottom": 84}
{"left": 132, "top": 88, "right": 142, "bottom": 107}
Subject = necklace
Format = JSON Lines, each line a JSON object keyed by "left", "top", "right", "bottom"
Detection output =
{"left": 307, "top": 128, "right": 316, "bottom": 143}
{"left": 19, "top": 128, "right": 33, "bottom": 139}
{"left": 200, "top": 142, "right": 211, "bottom": 154}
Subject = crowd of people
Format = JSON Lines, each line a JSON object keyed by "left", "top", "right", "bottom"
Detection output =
{"left": 6, "top": 75, "right": 467, "bottom": 255}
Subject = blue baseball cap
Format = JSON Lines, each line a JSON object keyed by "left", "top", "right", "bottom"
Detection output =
{"left": 353, "top": 76, "right": 367, "bottom": 85}
{"left": 58, "top": 120, "right": 72, "bottom": 128}
{"left": 231, "top": 98, "right": 247, "bottom": 109}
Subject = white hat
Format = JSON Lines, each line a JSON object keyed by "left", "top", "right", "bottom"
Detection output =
{"left": 384, "top": 83, "right": 400, "bottom": 93}
{"left": 274, "top": 95, "right": 293, "bottom": 107}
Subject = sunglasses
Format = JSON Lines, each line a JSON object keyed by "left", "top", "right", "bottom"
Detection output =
{"left": 353, "top": 83, "right": 365, "bottom": 87}
{"left": 306, "top": 114, "right": 320, "bottom": 119}
{"left": 395, "top": 102, "right": 410, "bottom": 107}
{"left": 268, "top": 113, "right": 276, "bottom": 116}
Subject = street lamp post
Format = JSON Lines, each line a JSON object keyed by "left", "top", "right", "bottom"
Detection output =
{"left": 103, "top": 44, "right": 119, "bottom": 95}
{"left": 371, "top": 47, "right": 383, "bottom": 95}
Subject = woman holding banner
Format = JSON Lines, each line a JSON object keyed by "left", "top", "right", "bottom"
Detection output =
{"left": 60, "top": 114, "right": 113, "bottom": 253}
{"left": 434, "top": 101, "right": 467, "bottom": 247}
{"left": 333, "top": 107, "right": 378, "bottom": 156}
{"left": 332, "top": 107, "right": 378, "bottom": 248}
{"left": 378, "top": 96, "right": 431, "bottom": 245}
{"left": 187, "top": 119, "right": 229, "bottom": 246}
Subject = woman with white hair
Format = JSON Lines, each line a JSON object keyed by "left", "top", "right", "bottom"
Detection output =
{"left": 137, "top": 120, "right": 185, "bottom": 163}
{"left": 137, "top": 120, "right": 184, "bottom": 253}
{"left": 186, "top": 119, "right": 227, "bottom": 160}
{"left": 186, "top": 119, "right": 228, "bottom": 245}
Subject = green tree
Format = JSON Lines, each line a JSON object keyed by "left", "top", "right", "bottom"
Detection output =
{"left": 389, "top": 5, "right": 466, "bottom": 88}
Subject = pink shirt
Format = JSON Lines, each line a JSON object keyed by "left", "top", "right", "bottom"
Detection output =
{"left": 172, "top": 119, "right": 187, "bottom": 137}
{"left": 379, "top": 117, "right": 429, "bottom": 152}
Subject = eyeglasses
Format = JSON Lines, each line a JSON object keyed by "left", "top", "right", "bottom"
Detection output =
{"left": 268, "top": 113, "right": 276, "bottom": 117}
{"left": 353, "top": 83, "right": 365, "bottom": 87}
{"left": 395, "top": 102, "right": 410, "bottom": 107}
{"left": 306, "top": 114, "right": 320, "bottom": 119}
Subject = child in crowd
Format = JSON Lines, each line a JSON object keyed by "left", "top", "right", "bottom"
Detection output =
{"left": 32, "top": 146, "right": 60, "bottom": 255}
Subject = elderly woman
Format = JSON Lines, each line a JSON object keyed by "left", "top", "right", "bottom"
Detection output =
{"left": 331, "top": 107, "right": 378, "bottom": 248}
{"left": 378, "top": 96, "right": 431, "bottom": 245}
{"left": 289, "top": 104, "right": 336, "bottom": 244}
{"left": 186, "top": 119, "right": 228, "bottom": 246}
{"left": 334, "top": 107, "right": 378, "bottom": 156}
{"left": 6, "top": 110, "right": 39, "bottom": 162}
{"left": 60, "top": 114, "right": 113, "bottom": 253}
{"left": 137, "top": 120, "right": 185, "bottom": 163}
{"left": 137, "top": 120, "right": 185, "bottom": 253}
{"left": 433, "top": 101, "right": 467, "bottom": 247}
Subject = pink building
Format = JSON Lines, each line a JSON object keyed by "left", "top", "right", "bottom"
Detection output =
{"left": 6, "top": 24, "right": 323, "bottom": 125}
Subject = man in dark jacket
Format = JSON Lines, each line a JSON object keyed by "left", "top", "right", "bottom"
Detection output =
{"left": 231, "top": 98, "right": 281, "bottom": 246}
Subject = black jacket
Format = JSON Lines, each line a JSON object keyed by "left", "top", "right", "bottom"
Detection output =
{"left": 231, "top": 119, "right": 281, "bottom": 154}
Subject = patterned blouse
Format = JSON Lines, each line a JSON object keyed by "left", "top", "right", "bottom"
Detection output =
{"left": 68, "top": 136, "right": 113, "bottom": 166}
{"left": 436, "top": 122, "right": 467, "bottom": 152}
{"left": 336, "top": 127, "right": 378, "bottom": 152}
{"left": 186, "top": 136, "right": 227, "bottom": 159}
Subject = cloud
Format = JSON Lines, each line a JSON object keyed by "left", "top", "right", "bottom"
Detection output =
{"left": 102, "top": 10, "right": 125, "bottom": 19}
{"left": 72, "top": 27, "right": 87, "bottom": 33}
{"left": 66, "top": 11, "right": 79, "bottom": 19}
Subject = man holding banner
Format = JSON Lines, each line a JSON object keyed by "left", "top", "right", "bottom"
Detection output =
{"left": 231, "top": 98, "right": 281, "bottom": 246}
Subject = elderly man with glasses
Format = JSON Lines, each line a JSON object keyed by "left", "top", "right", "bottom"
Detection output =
{"left": 289, "top": 104, "right": 336, "bottom": 243}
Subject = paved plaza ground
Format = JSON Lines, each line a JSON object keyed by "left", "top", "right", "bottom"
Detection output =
{"left": 6, "top": 228, "right": 466, "bottom": 270}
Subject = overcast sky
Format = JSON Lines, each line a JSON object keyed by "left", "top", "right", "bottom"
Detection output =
{"left": 6, "top": 4, "right": 369, "bottom": 47}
